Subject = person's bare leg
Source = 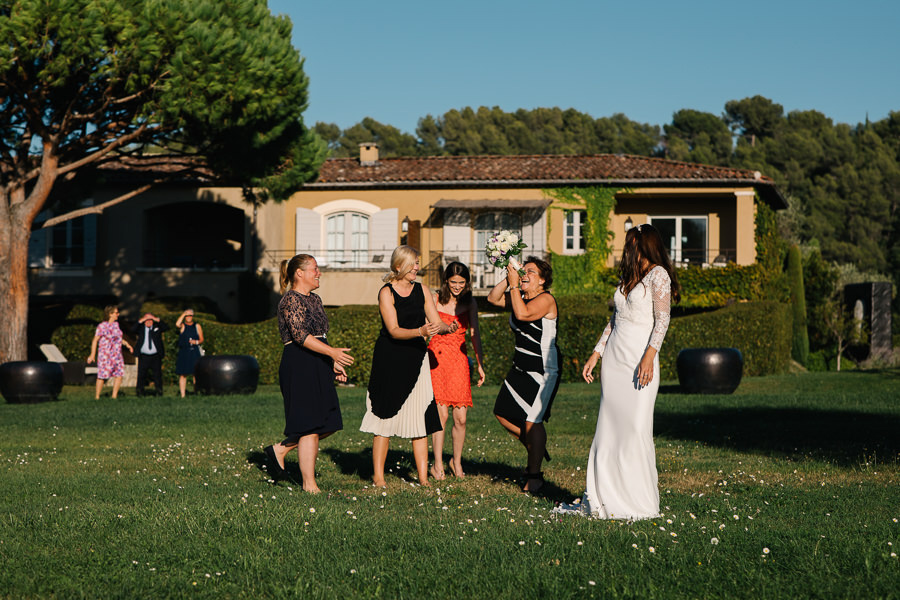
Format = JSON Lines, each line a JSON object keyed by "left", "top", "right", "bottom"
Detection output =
{"left": 496, "top": 415, "right": 522, "bottom": 441}
{"left": 450, "top": 406, "right": 467, "bottom": 477}
{"left": 272, "top": 441, "right": 298, "bottom": 469}
{"left": 111, "top": 376, "right": 122, "bottom": 399}
{"left": 412, "top": 436, "right": 430, "bottom": 486}
{"left": 179, "top": 376, "right": 187, "bottom": 398}
{"left": 94, "top": 378, "right": 104, "bottom": 399}
{"left": 297, "top": 434, "right": 321, "bottom": 493}
{"left": 430, "top": 404, "right": 448, "bottom": 480}
{"left": 372, "top": 435, "right": 389, "bottom": 487}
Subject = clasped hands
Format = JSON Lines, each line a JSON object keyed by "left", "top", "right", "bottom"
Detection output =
{"left": 420, "top": 320, "right": 458, "bottom": 338}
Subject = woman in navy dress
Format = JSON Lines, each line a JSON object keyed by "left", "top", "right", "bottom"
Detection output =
{"left": 264, "top": 254, "right": 353, "bottom": 493}
{"left": 175, "top": 308, "right": 204, "bottom": 397}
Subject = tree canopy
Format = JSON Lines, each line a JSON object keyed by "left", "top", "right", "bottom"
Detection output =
{"left": 0, "top": 0, "right": 325, "bottom": 362}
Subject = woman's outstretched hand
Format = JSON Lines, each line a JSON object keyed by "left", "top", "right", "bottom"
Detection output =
{"left": 331, "top": 347, "right": 354, "bottom": 368}
{"left": 582, "top": 352, "right": 600, "bottom": 383}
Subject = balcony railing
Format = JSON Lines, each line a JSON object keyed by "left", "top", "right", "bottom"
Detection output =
{"left": 262, "top": 249, "right": 393, "bottom": 270}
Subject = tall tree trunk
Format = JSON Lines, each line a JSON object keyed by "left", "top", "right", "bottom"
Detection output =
{"left": 0, "top": 210, "right": 31, "bottom": 363}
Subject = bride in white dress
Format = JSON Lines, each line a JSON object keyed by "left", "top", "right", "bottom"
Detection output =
{"left": 554, "top": 224, "right": 680, "bottom": 520}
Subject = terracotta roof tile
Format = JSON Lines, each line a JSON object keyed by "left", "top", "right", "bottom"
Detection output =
{"left": 312, "top": 153, "right": 774, "bottom": 185}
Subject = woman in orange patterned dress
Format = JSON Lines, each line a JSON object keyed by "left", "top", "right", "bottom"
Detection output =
{"left": 428, "top": 262, "right": 485, "bottom": 479}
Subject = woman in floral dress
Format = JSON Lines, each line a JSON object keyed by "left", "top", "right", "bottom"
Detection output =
{"left": 87, "top": 305, "right": 133, "bottom": 399}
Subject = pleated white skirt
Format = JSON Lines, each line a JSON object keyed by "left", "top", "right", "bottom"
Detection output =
{"left": 360, "top": 354, "right": 436, "bottom": 438}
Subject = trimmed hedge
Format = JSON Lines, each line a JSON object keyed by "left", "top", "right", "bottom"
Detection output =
{"left": 50, "top": 300, "right": 790, "bottom": 388}
{"left": 472, "top": 300, "right": 791, "bottom": 385}
{"left": 657, "top": 301, "right": 791, "bottom": 379}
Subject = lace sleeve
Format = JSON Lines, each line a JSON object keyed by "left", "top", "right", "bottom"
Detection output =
{"left": 282, "top": 292, "right": 311, "bottom": 345}
{"left": 648, "top": 266, "right": 672, "bottom": 352}
{"left": 593, "top": 309, "right": 615, "bottom": 357}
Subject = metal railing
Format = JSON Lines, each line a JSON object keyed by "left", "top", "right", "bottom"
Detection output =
{"left": 262, "top": 249, "right": 393, "bottom": 270}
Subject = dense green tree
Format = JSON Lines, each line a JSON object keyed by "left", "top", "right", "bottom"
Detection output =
{"left": 0, "top": 0, "right": 325, "bottom": 362}
{"left": 724, "top": 95, "right": 784, "bottom": 145}
{"left": 313, "top": 122, "right": 343, "bottom": 155}
{"left": 664, "top": 109, "right": 733, "bottom": 163}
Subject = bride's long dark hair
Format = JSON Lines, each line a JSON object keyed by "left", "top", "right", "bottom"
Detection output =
{"left": 618, "top": 224, "right": 681, "bottom": 303}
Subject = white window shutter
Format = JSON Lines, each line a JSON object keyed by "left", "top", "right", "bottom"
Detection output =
{"left": 522, "top": 209, "right": 546, "bottom": 255}
{"left": 370, "top": 207, "right": 398, "bottom": 253}
{"left": 295, "top": 208, "right": 321, "bottom": 254}
{"left": 442, "top": 209, "right": 470, "bottom": 252}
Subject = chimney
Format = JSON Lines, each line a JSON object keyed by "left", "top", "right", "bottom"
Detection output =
{"left": 359, "top": 142, "right": 379, "bottom": 166}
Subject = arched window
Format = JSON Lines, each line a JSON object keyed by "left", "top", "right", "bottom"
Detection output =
{"left": 144, "top": 202, "right": 245, "bottom": 269}
{"left": 326, "top": 211, "right": 369, "bottom": 267}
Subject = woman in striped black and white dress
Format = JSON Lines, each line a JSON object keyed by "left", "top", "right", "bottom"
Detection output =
{"left": 487, "top": 256, "right": 561, "bottom": 493}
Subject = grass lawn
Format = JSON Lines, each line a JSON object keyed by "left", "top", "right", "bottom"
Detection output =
{"left": 1, "top": 370, "right": 898, "bottom": 599}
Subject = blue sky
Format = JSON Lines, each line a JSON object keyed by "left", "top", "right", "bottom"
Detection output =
{"left": 269, "top": 0, "right": 899, "bottom": 134}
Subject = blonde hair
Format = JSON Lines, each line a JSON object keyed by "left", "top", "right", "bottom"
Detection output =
{"left": 382, "top": 245, "right": 419, "bottom": 283}
{"left": 280, "top": 254, "right": 315, "bottom": 293}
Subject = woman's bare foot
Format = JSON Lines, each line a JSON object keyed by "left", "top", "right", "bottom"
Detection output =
{"left": 429, "top": 465, "right": 445, "bottom": 481}
{"left": 372, "top": 478, "right": 387, "bottom": 488}
{"left": 522, "top": 472, "right": 544, "bottom": 494}
{"left": 449, "top": 460, "right": 464, "bottom": 478}
{"left": 303, "top": 484, "right": 321, "bottom": 494}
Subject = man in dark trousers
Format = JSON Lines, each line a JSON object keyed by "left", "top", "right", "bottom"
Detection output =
{"left": 133, "top": 313, "right": 169, "bottom": 396}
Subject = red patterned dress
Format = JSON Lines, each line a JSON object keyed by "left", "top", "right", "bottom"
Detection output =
{"left": 95, "top": 321, "right": 125, "bottom": 380}
{"left": 428, "top": 311, "right": 473, "bottom": 408}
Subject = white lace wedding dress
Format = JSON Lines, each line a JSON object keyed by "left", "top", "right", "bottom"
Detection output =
{"left": 553, "top": 265, "right": 672, "bottom": 520}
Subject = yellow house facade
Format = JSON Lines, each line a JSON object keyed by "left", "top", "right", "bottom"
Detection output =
{"left": 282, "top": 144, "right": 784, "bottom": 306}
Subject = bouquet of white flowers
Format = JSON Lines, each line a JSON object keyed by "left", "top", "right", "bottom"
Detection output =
{"left": 485, "top": 230, "right": 527, "bottom": 272}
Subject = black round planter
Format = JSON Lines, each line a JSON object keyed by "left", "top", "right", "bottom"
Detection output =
{"left": 194, "top": 355, "right": 259, "bottom": 395}
{"left": 0, "top": 361, "right": 64, "bottom": 403}
{"left": 676, "top": 348, "right": 743, "bottom": 394}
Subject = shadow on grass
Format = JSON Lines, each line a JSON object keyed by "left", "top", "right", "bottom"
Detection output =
{"left": 655, "top": 407, "right": 900, "bottom": 465}
{"left": 320, "top": 448, "right": 577, "bottom": 501}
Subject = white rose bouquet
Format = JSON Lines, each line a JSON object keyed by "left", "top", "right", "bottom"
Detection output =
{"left": 485, "top": 230, "right": 527, "bottom": 273}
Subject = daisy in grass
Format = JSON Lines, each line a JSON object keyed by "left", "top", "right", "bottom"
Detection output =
{"left": 485, "top": 230, "right": 527, "bottom": 273}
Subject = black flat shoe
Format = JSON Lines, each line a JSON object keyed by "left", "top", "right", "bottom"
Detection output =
{"left": 263, "top": 445, "right": 287, "bottom": 478}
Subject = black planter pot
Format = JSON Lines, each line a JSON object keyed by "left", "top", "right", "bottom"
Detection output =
{"left": 194, "top": 355, "right": 259, "bottom": 395}
{"left": 0, "top": 361, "right": 64, "bottom": 403}
{"left": 676, "top": 348, "right": 743, "bottom": 394}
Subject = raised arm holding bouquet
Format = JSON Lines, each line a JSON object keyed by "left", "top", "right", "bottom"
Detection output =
{"left": 485, "top": 230, "right": 527, "bottom": 274}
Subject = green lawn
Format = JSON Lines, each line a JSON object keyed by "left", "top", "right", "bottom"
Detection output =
{"left": 1, "top": 371, "right": 898, "bottom": 599}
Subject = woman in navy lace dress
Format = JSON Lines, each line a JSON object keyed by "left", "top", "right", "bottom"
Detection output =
{"left": 263, "top": 254, "right": 354, "bottom": 493}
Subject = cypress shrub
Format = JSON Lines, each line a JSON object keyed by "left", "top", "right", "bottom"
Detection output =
{"left": 786, "top": 244, "right": 809, "bottom": 366}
